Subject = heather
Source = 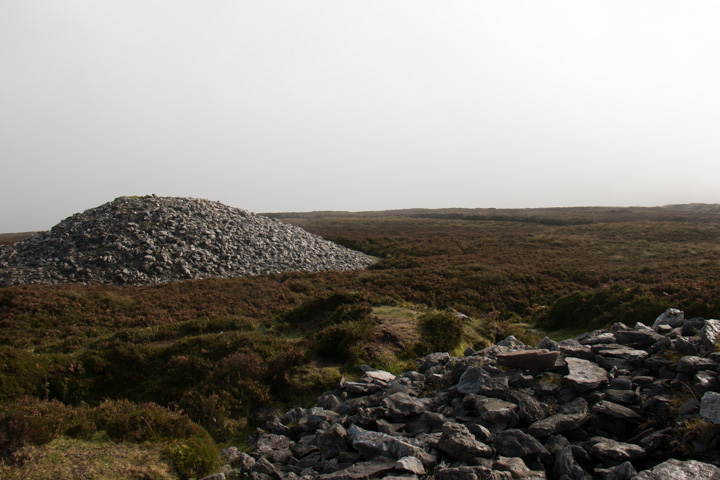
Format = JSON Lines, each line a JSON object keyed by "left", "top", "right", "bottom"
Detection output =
{"left": 2, "top": 205, "right": 720, "bottom": 477}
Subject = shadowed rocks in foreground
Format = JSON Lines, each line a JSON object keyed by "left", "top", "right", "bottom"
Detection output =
{"left": 214, "top": 308, "right": 720, "bottom": 479}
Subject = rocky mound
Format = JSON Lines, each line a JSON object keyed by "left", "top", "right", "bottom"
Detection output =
{"left": 217, "top": 308, "right": 720, "bottom": 479}
{"left": 0, "top": 195, "right": 374, "bottom": 286}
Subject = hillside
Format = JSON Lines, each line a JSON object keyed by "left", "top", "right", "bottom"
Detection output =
{"left": 2, "top": 204, "right": 720, "bottom": 478}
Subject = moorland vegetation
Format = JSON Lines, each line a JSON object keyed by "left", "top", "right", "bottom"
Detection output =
{"left": 2, "top": 205, "right": 720, "bottom": 478}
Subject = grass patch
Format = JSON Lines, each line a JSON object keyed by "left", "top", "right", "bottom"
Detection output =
{"left": 0, "top": 436, "right": 176, "bottom": 480}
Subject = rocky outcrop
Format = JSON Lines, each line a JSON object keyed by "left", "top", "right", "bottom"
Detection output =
{"left": 0, "top": 195, "right": 374, "bottom": 286}
{"left": 211, "top": 308, "right": 720, "bottom": 479}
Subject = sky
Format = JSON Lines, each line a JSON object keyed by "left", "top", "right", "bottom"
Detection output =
{"left": 2, "top": 1, "right": 720, "bottom": 232}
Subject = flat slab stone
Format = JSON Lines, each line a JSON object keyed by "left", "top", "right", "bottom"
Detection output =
{"left": 363, "top": 370, "right": 396, "bottom": 383}
{"left": 496, "top": 349, "right": 561, "bottom": 370}
{"left": 592, "top": 400, "right": 642, "bottom": 421}
{"left": 596, "top": 345, "right": 649, "bottom": 361}
{"left": 347, "top": 425, "right": 422, "bottom": 460}
{"left": 529, "top": 412, "right": 589, "bottom": 438}
{"left": 565, "top": 357, "right": 608, "bottom": 392}
{"left": 588, "top": 437, "right": 645, "bottom": 462}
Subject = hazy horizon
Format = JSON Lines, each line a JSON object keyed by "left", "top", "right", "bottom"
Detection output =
{"left": 3, "top": 1, "right": 720, "bottom": 232}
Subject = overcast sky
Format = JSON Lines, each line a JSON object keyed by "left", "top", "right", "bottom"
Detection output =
{"left": 2, "top": 1, "right": 720, "bottom": 232}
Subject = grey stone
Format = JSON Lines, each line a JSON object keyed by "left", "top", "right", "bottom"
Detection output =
{"left": 577, "top": 330, "right": 616, "bottom": 345}
{"left": 318, "top": 458, "right": 397, "bottom": 480}
{"left": 251, "top": 432, "right": 294, "bottom": 465}
{"left": 517, "top": 393, "right": 550, "bottom": 424}
{"left": 199, "top": 474, "right": 225, "bottom": 480}
{"left": 633, "top": 458, "right": 720, "bottom": 479}
{"left": 434, "top": 466, "right": 495, "bottom": 480}
{"left": 700, "top": 391, "right": 720, "bottom": 424}
{"left": 497, "top": 335, "right": 526, "bottom": 347}
{"left": 701, "top": 320, "right": 720, "bottom": 352}
{"left": 558, "top": 340, "right": 594, "bottom": 360}
{"left": 553, "top": 445, "right": 586, "bottom": 480}
{"left": 565, "top": 357, "right": 609, "bottom": 392}
{"left": 438, "top": 422, "right": 493, "bottom": 462}
{"left": 597, "top": 345, "right": 649, "bottom": 362}
{"left": 493, "top": 429, "right": 550, "bottom": 457}
{"left": 457, "top": 366, "right": 508, "bottom": 396}
{"left": 588, "top": 437, "right": 645, "bottom": 462}
{"left": 475, "top": 397, "right": 518, "bottom": 424}
{"left": 496, "top": 349, "right": 560, "bottom": 370}
{"left": 694, "top": 371, "right": 719, "bottom": 397}
{"left": 529, "top": 412, "right": 588, "bottom": 437}
{"left": 363, "top": 370, "right": 396, "bottom": 383}
{"left": 395, "top": 456, "right": 426, "bottom": 475}
{"left": 317, "top": 393, "right": 342, "bottom": 412}
{"left": 613, "top": 329, "right": 664, "bottom": 347}
{"left": 682, "top": 318, "right": 708, "bottom": 336}
{"left": 346, "top": 425, "right": 422, "bottom": 460}
{"left": 653, "top": 309, "right": 685, "bottom": 329}
{"left": 592, "top": 400, "right": 641, "bottom": 421}
{"left": 317, "top": 423, "right": 349, "bottom": 460}
{"left": 605, "top": 389, "right": 638, "bottom": 404}
{"left": 232, "top": 452, "right": 256, "bottom": 471}
{"left": 606, "top": 461, "right": 637, "bottom": 480}
{"left": 380, "top": 392, "right": 431, "bottom": 417}
{"left": 558, "top": 397, "right": 588, "bottom": 415}
{"left": 493, "top": 456, "right": 543, "bottom": 479}
{"left": 677, "top": 356, "right": 718, "bottom": 373}
{"left": 538, "top": 336, "right": 559, "bottom": 351}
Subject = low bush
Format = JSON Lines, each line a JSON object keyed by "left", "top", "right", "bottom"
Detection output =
{"left": 312, "top": 318, "right": 376, "bottom": 363}
{"left": 0, "top": 348, "right": 50, "bottom": 402}
{"left": 280, "top": 292, "right": 372, "bottom": 329}
{"left": 0, "top": 397, "right": 212, "bottom": 457}
{"left": 166, "top": 433, "right": 221, "bottom": 480}
{"left": 414, "top": 311, "right": 464, "bottom": 355}
{"left": 93, "top": 399, "right": 203, "bottom": 442}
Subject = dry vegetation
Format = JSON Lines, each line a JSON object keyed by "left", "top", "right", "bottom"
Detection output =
{"left": 2, "top": 205, "right": 720, "bottom": 477}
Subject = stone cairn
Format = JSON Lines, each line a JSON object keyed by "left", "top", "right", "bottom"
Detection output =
{"left": 212, "top": 309, "right": 720, "bottom": 479}
{"left": 0, "top": 195, "right": 374, "bottom": 286}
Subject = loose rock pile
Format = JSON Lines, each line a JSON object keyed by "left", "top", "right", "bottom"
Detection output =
{"left": 0, "top": 195, "right": 374, "bottom": 286}
{"left": 216, "top": 309, "right": 720, "bottom": 479}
